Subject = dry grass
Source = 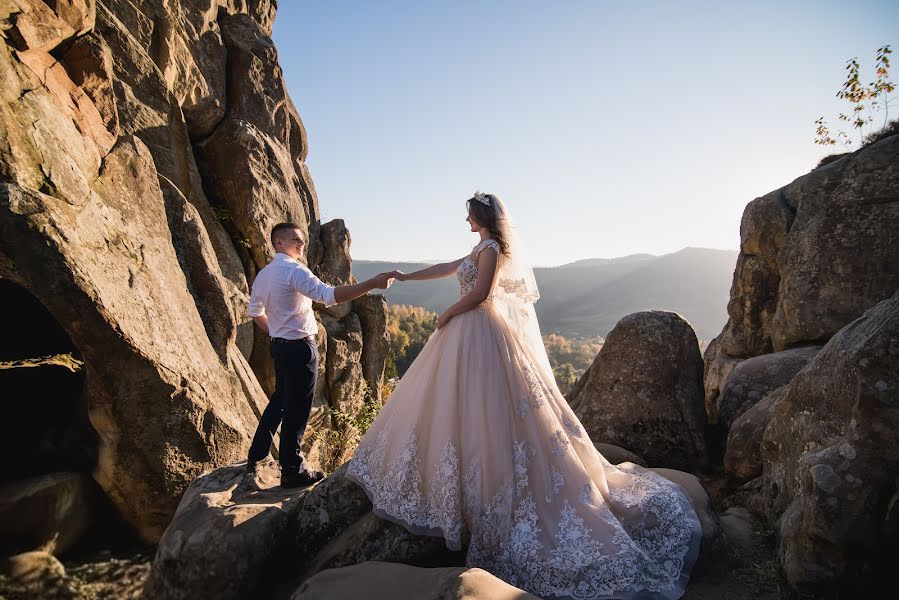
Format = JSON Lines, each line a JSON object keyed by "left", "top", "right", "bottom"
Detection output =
{"left": 0, "top": 353, "right": 83, "bottom": 372}
{"left": 817, "top": 119, "right": 898, "bottom": 168}
{"left": 0, "top": 550, "right": 152, "bottom": 600}
{"left": 307, "top": 384, "right": 387, "bottom": 474}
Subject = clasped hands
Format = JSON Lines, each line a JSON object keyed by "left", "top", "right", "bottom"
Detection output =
{"left": 370, "top": 270, "right": 452, "bottom": 329}
{"left": 371, "top": 270, "right": 409, "bottom": 287}
{"left": 370, "top": 270, "right": 405, "bottom": 289}
{"left": 378, "top": 270, "right": 453, "bottom": 329}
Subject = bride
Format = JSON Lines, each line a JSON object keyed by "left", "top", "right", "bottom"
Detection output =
{"left": 345, "top": 192, "right": 702, "bottom": 599}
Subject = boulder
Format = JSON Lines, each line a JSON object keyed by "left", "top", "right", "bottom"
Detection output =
{"left": 317, "top": 219, "right": 354, "bottom": 319}
{"left": 0, "top": 472, "right": 95, "bottom": 556}
{"left": 761, "top": 289, "right": 899, "bottom": 588}
{"left": 724, "top": 386, "right": 785, "bottom": 486}
{"left": 593, "top": 442, "right": 647, "bottom": 467}
{"left": 293, "top": 463, "right": 373, "bottom": 564}
{"left": 320, "top": 312, "right": 365, "bottom": 417}
{"left": 14, "top": 42, "right": 116, "bottom": 156}
{"left": 701, "top": 337, "right": 742, "bottom": 423}
{"left": 316, "top": 220, "right": 354, "bottom": 284}
{"left": 143, "top": 459, "right": 307, "bottom": 600}
{"left": 292, "top": 464, "right": 464, "bottom": 584}
{"left": 352, "top": 294, "right": 389, "bottom": 405}
{"left": 720, "top": 477, "right": 769, "bottom": 518}
{"left": 292, "top": 562, "right": 540, "bottom": 600}
{"left": 298, "top": 511, "right": 462, "bottom": 584}
{"left": 716, "top": 346, "right": 821, "bottom": 430}
{"left": 5, "top": 0, "right": 95, "bottom": 53}
{"left": 712, "top": 189, "right": 793, "bottom": 360}
{"left": 716, "top": 507, "right": 755, "bottom": 554}
{"left": 568, "top": 311, "right": 708, "bottom": 471}
{"left": 771, "top": 138, "right": 899, "bottom": 350}
{"left": 705, "top": 134, "right": 899, "bottom": 416}
{"left": 0, "top": 551, "right": 69, "bottom": 597}
{"left": 296, "top": 310, "right": 370, "bottom": 473}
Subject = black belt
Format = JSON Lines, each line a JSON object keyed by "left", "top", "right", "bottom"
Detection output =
{"left": 271, "top": 335, "right": 316, "bottom": 344}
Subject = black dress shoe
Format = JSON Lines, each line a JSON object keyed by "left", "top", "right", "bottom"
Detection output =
{"left": 281, "top": 469, "right": 324, "bottom": 489}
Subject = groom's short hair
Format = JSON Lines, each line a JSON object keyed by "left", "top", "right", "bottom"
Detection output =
{"left": 271, "top": 222, "right": 303, "bottom": 247}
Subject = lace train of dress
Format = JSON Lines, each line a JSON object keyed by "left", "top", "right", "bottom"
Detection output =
{"left": 346, "top": 240, "right": 702, "bottom": 599}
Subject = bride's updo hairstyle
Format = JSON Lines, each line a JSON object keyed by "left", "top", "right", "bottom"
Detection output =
{"left": 466, "top": 192, "right": 511, "bottom": 257}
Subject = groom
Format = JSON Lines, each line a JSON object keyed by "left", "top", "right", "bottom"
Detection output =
{"left": 246, "top": 222, "right": 393, "bottom": 488}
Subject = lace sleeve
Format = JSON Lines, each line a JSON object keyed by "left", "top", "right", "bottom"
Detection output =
{"left": 473, "top": 239, "right": 501, "bottom": 259}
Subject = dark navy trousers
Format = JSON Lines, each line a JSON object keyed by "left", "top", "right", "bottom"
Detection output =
{"left": 247, "top": 336, "right": 318, "bottom": 474}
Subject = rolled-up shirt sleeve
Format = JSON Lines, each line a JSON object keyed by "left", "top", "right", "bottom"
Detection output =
{"left": 247, "top": 282, "right": 266, "bottom": 317}
{"left": 290, "top": 265, "right": 337, "bottom": 307}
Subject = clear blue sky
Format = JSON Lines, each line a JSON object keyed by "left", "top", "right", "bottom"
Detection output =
{"left": 273, "top": 1, "right": 898, "bottom": 266}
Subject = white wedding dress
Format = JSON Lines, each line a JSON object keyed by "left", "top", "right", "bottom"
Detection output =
{"left": 346, "top": 238, "right": 702, "bottom": 599}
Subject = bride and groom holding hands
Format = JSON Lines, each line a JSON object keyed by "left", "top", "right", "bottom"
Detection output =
{"left": 245, "top": 192, "right": 702, "bottom": 599}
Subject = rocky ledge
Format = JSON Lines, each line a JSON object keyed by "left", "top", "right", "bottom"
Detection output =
{"left": 139, "top": 456, "right": 761, "bottom": 600}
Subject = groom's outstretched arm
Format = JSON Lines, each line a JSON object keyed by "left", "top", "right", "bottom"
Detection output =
{"left": 288, "top": 262, "right": 393, "bottom": 305}
{"left": 333, "top": 273, "right": 393, "bottom": 303}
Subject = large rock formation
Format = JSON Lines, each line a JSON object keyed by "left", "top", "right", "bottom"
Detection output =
{"left": 716, "top": 346, "right": 820, "bottom": 431}
{"left": 144, "top": 459, "right": 738, "bottom": 599}
{"left": 705, "top": 134, "right": 899, "bottom": 591}
{"left": 704, "top": 134, "right": 899, "bottom": 421}
{"left": 0, "top": 0, "right": 387, "bottom": 547}
{"left": 144, "top": 462, "right": 465, "bottom": 599}
{"left": 1, "top": 138, "right": 259, "bottom": 542}
{"left": 760, "top": 290, "right": 899, "bottom": 588}
{"left": 568, "top": 310, "right": 708, "bottom": 471}
{"left": 0, "top": 473, "right": 96, "bottom": 556}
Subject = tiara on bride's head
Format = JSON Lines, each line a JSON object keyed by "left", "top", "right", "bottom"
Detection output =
{"left": 472, "top": 191, "right": 491, "bottom": 206}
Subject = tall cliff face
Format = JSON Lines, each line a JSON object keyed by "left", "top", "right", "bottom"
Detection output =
{"left": 0, "top": 0, "right": 387, "bottom": 543}
{"left": 704, "top": 135, "right": 899, "bottom": 588}
{"left": 703, "top": 135, "right": 899, "bottom": 423}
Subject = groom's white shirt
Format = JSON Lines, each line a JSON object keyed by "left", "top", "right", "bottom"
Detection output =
{"left": 247, "top": 253, "right": 336, "bottom": 340}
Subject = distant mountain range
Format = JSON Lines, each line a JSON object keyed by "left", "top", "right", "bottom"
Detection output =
{"left": 353, "top": 247, "right": 738, "bottom": 341}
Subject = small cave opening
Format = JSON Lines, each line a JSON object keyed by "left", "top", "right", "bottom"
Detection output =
{"left": 0, "top": 278, "right": 97, "bottom": 483}
{"left": 0, "top": 279, "right": 149, "bottom": 560}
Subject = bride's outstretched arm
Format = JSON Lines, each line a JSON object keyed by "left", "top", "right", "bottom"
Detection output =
{"left": 389, "top": 257, "right": 465, "bottom": 281}
{"left": 437, "top": 249, "right": 498, "bottom": 328}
